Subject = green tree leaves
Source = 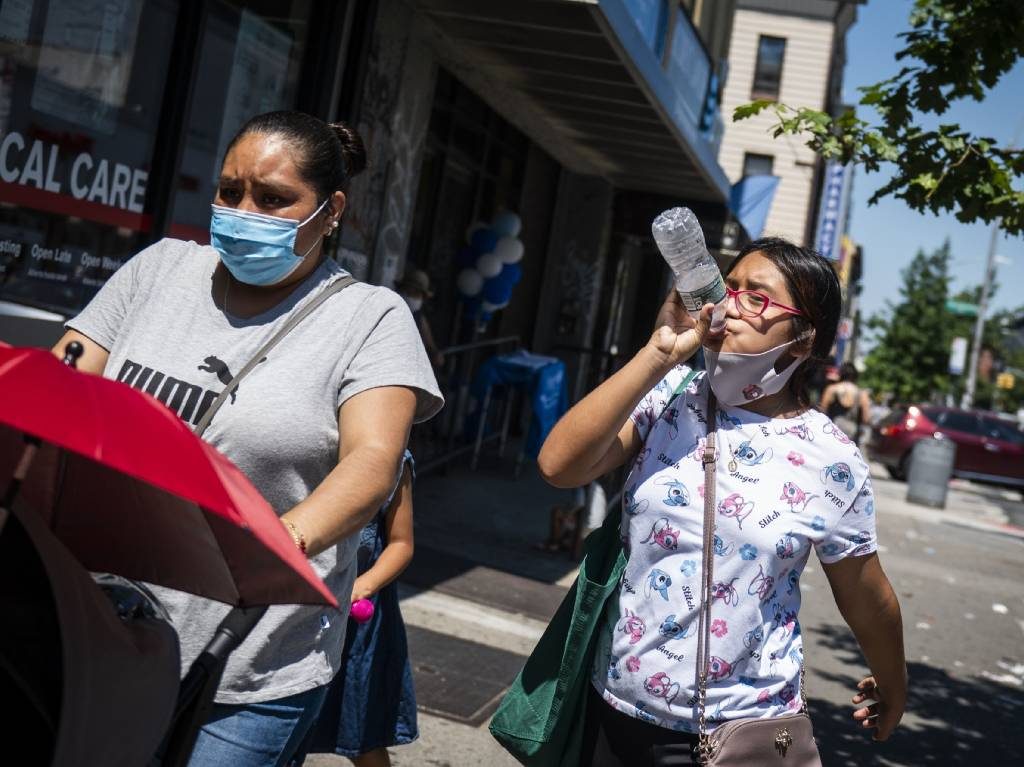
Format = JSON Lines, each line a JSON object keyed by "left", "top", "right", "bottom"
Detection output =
{"left": 732, "top": 0, "right": 1024, "bottom": 234}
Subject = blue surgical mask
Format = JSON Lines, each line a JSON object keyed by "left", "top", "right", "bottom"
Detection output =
{"left": 209, "top": 198, "right": 330, "bottom": 286}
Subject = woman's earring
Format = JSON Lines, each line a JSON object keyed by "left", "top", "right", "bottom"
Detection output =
{"left": 331, "top": 220, "right": 339, "bottom": 229}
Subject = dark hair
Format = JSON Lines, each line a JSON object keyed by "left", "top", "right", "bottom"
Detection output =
{"left": 725, "top": 237, "right": 841, "bottom": 407}
{"left": 226, "top": 111, "right": 367, "bottom": 207}
{"left": 839, "top": 362, "right": 858, "bottom": 383}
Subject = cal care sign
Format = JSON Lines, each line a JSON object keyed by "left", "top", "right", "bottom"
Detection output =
{"left": 0, "top": 130, "right": 148, "bottom": 215}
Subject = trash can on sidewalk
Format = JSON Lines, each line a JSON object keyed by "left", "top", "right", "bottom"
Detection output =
{"left": 906, "top": 436, "right": 957, "bottom": 509}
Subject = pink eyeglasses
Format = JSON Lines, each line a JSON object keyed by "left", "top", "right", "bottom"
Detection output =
{"left": 725, "top": 286, "right": 804, "bottom": 318}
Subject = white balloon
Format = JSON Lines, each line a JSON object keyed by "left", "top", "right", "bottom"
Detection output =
{"left": 476, "top": 252, "right": 503, "bottom": 279}
{"left": 465, "top": 220, "right": 488, "bottom": 244}
{"left": 456, "top": 268, "right": 484, "bottom": 296}
{"left": 495, "top": 236, "right": 524, "bottom": 264}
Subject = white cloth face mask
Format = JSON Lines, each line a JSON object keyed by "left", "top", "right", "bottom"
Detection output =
{"left": 703, "top": 339, "right": 809, "bottom": 406}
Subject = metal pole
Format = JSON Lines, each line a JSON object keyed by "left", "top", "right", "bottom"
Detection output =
{"left": 961, "top": 221, "right": 1001, "bottom": 409}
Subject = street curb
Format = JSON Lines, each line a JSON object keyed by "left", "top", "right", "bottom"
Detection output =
{"left": 941, "top": 516, "right": 1024, "bottom": 540}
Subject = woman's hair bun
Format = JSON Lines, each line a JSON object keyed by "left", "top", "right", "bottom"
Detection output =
{"left": 330, "top": 122, "right": 367, "bottom": 179}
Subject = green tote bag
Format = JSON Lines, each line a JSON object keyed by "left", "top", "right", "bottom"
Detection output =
{"left": 489, "top": 369, "right": 700, "bottom": 766}
{"left": 488, "top": 505, "right": 625, "bottom": 766}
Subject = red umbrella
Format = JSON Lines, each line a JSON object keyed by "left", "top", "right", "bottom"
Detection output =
{"left": 0, "top": 344, "right": 337, "bottom": 609}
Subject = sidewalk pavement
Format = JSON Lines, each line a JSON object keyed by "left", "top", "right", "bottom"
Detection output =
{"left": 307, "top": 453, "right": 1024, "bottom": 766}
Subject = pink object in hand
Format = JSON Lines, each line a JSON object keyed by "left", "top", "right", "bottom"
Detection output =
{"left": 350, "top": 598, "right": 375, "bottom": 623}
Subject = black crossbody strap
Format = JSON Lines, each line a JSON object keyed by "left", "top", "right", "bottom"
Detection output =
{"left": 195, "top": 275, "right": 356, "bottom": 438}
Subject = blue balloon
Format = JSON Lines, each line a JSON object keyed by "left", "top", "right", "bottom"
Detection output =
{"left": 462, "top": 295, "right": 482, "bottom": 318}
{"left": 501, "top": 262, "right": 522, "bottom": 286}
{"left": 483, "top": 276, "right": 514, "bottom": 305}
{"left": 470, "top": 228, "right": 499, "bottom": 255}
{"left": 456, "top": 246, "right": 477, "bottom": 269}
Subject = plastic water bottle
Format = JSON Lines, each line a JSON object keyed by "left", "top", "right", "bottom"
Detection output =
{"left": 651, "top": 207, "right": 727, "bottom": 332}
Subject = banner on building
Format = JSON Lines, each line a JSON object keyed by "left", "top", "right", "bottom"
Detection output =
{"left": 814, "top": 161, "right": 852, "bottom": 261}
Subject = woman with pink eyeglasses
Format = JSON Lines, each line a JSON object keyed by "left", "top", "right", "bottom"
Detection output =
{"left": 539, "top": 238, "right": 906, "bottom": 766}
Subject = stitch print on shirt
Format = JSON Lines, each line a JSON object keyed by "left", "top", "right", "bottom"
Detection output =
{"left": 642, "top": 517, "right": 681, "bottom": 550}
{"left": 645, "top": 568, "right": 672, "bottom": 601}
{"left": 780, "top": 481, "right": 818, "bottom": 513}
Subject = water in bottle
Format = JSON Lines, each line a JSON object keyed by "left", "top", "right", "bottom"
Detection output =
{"left": 651, "top": 207, "right": 727, "bottom": 332}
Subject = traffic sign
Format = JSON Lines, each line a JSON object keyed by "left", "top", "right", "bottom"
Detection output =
{"left": 945, "top": 300, "right": 979, "bottom": 317}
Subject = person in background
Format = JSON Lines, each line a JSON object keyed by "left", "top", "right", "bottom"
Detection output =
{"left": 820, "top": 362, "right": 872, "bottom": 444}
{"left": 397, "top": 269, "right": 444, "bottom": 368}
{"left": 298, "top": 451, "right": 418, "bottom": 767}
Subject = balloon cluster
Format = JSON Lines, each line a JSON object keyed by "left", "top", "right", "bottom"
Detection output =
{"left": 455, "top": 210, "right": 524, "bottom": 322}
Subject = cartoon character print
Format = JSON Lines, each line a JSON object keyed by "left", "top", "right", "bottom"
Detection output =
{"left": 687, "top": 436, "right": 708, "bottom": 463}
{"left": 656, "top": 477, "right": 690, "bottom": 507}
{"left": 707, "top": 656, "right": 734, "bottom": 682}
{"left": 713, "top": 534, "right": 734, "bottom": 557}
{"left": 633, "top": 702, "right": 659, "bottom": 725}
{"left": 659, "top": 614, "right": 694, "bottom": 641}
{"left": 785, "top": 567, "right": 800, "bottom": 595}
{"left": 662, "top": 403, "right": 682, "bottom": 439}
{"left": 775, "top": 531, "right": 802, "bottom": 559}
{"left": 607, "top": 656, "right": 621, "bottom": 680}
{"left": 718, "top": 409, "right": 743, "bottom": 429}
{"left": 718, "top": 492, "right": 755, "bottom": 529}
{"left": 617, "top": 609, "right": 646, "bottom": 645}
{"left": 641, "top": 517, "right": 681, "bottom": 551}
{"left": 645, "top": 568, "right": 672, "bottom": 601}
{"left": 685, "top": 374, "right": 702, "bottom": 396}
{"left": 775, "top": 610, "right": 798, "bottom": 641}
{"left": 849, "top": 529, "right": 875, "bottom": 556}
{"left": 623, "top": 486, "right": 649, "bottom": 517}
{"left": 775, "top": 423, "right": 814, "bottom": 441}
{"left": 742, "top": 384, "right": 764, "bottom": 401}
{"left": 711, "top": 577, "right": 740, "bottom": 607}
{"left": 743, "top": 626, "right": 764, "bottom": 659}
{"left": 821, "top": 462, "right": 856, "bottom": 492}
{"left": 732, "top": 439, "right": 773, "bottom": 467}
{"left": 634, "top": 396, "right": 657, "bottom": 432}
{"left": 823, "top": 421, "right": 853, "bottom": 444}
{"left": 626, "top": 656, "right": 641, "bottom": 673}
{"left": 844, "top": 480, "right": 875, "bottom": 517}
{"left": 633, "top": 446, "right": 652, "bottom": 472}
{"left": 757, "top": 683, "right": 797, "bottom": 709}
{"left": 780, "top": 481, "right": 818, "bottom": 513}
{"left": 747, "top": 563, "right": 775, "bottom": 602}
{"left": 645, "top": 672, "right": 681, "bottom": 710}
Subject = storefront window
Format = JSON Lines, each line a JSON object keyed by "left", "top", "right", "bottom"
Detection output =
{"left": 167, "top": 0, "right": 313, "bottom": 243}
{"left": 0, "top": 0, "right": 178, "bottom": 315}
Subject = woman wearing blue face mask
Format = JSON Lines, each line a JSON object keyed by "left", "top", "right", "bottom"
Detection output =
{"left": 53, "top": 111, "right": 444, "bottom": 767}
{"left": 538, "top": 239, "right": 906, "bottom": 766}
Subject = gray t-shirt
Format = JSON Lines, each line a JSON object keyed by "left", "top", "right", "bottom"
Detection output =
{"left": 68, "top": 238, "right": 442, "bottom": 703}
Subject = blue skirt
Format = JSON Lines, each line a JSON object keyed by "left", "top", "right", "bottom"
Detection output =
{"left": 303, "top": 578, "right": 418, "bottom": 757}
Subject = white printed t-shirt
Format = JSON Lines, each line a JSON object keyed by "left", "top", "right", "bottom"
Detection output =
{"left": 592, "top": 365, "right": 876, "bottom": 732}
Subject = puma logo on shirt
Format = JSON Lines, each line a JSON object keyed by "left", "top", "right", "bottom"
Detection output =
{"left": 115, "top": 354, "right": 264, "bottom": 425}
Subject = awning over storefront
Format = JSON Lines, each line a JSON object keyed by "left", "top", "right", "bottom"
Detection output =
{"left": 416, "top": 0, "right": 732, "bottom": 203}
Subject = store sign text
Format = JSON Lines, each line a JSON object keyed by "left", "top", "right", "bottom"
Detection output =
{"left": 0, "top": 131, "right": 148, "bottom": 213}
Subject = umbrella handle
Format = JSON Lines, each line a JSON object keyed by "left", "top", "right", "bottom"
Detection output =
{"left": 62, "top": 341, "right": 83, "bottom": 368}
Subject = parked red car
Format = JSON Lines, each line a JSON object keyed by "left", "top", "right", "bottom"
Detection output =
{"left": 869, "top": 405, "right": 1024, "bottom": 494}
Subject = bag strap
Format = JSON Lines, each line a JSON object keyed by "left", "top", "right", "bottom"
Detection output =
{"left": 695, "top": 391, "right": 719, "bottom": 759}
{"left": 695, "top": 393, "right": 807, "bottom": 762}
{"left": 195, "top": 275, "right": 356, "bottom": 438}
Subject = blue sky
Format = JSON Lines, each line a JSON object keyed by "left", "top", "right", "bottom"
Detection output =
{"left": 843, "top": 0, "right": 1024, "bottom": 321}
